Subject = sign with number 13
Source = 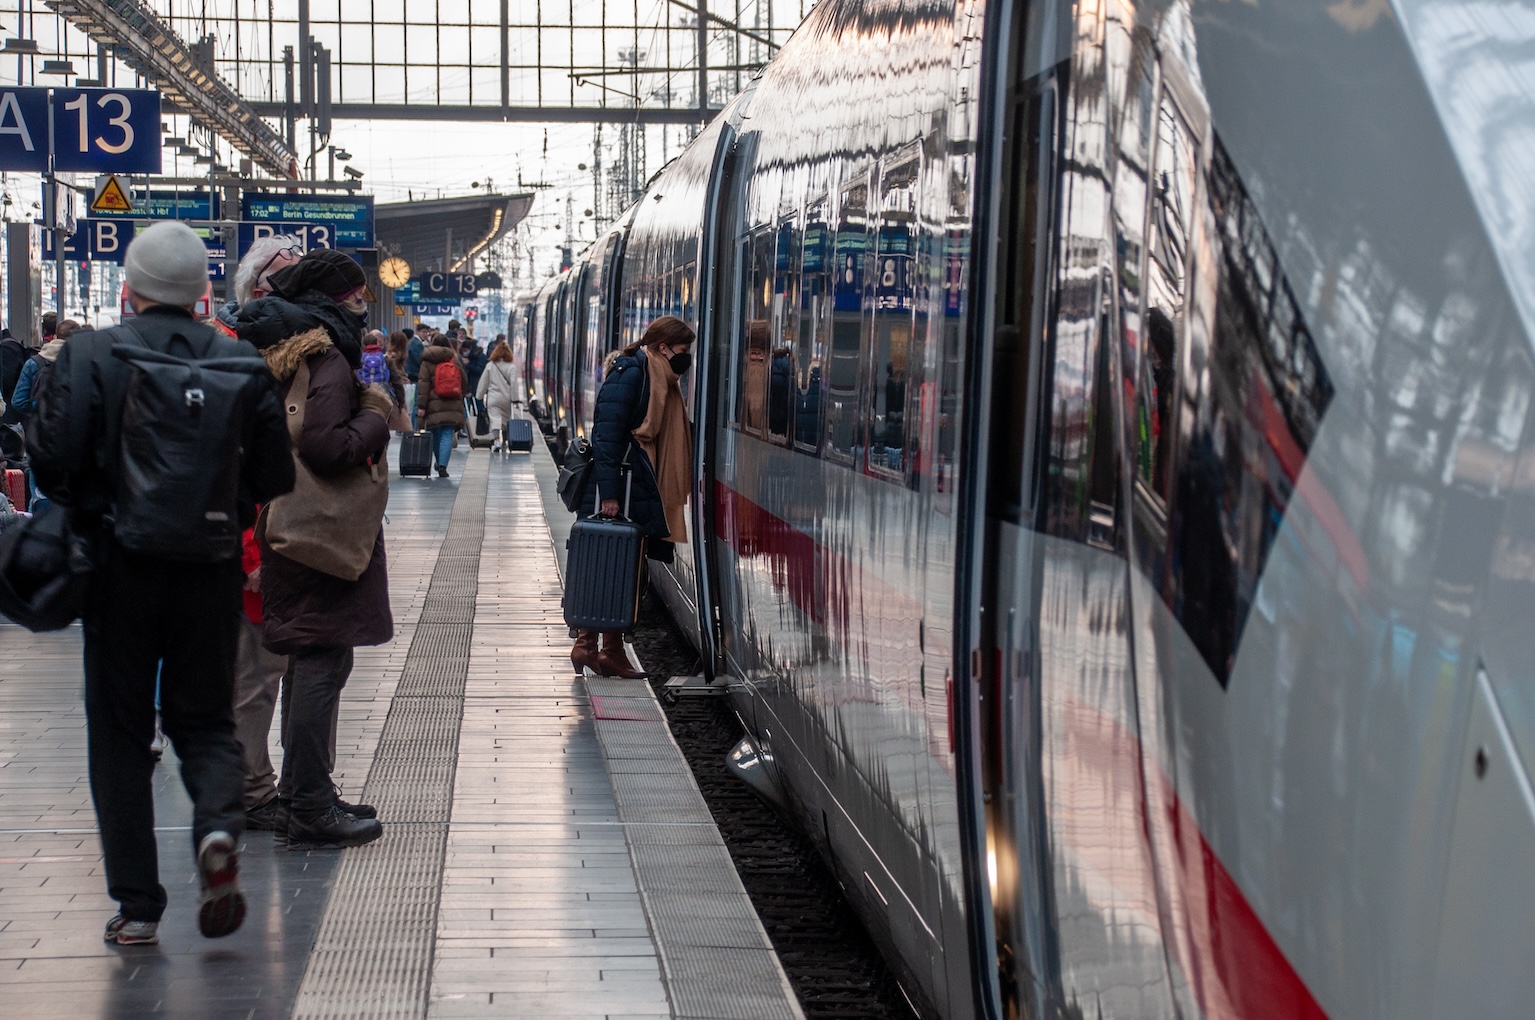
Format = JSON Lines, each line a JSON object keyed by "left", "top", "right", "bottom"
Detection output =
{"left": 51, "top": 88, "right": 161, "bottom": 173}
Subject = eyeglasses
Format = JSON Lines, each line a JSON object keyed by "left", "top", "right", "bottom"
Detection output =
{"left": 254, "top": 244, "right": 304, "bottom": 286}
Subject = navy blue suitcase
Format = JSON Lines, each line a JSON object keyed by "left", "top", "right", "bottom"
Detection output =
{"left": 399, "top": 431, "right": 432, "bottom": 476}
{"left": 563, "top": 515, "right": 645, "bottom": 633}
{"left": 504, "top": 417, "right": 535, "bottom": 453}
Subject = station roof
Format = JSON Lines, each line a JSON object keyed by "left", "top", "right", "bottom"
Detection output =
{"left": 376, "top": 192, "right": 535, "bottom": 274}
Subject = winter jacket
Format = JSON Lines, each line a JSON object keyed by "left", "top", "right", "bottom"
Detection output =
{"left": 404, "top": 336, "right": 425, "bottom": 382}
{"left": 10, "top": 339, "right": 65, "bottom": 416}
{"left": 250, "top": 319, "right": 395, "bottom": 654}
{"left": 0, "top": 336, "right": 26, "bottom": 425}
{"left": 463, "top": 345, "right": 488, "bottom": 397}
{"left": 416, "top": 346, "right": 468, "bottom": 429}
{"left": 475, "top": 361, "right": 518, "bottom": 417}
{"left": 579, "top": 349, "right": 672, "bottom": 562}
{"left": 28, "top": 307, "right": 294, "bottom": 532}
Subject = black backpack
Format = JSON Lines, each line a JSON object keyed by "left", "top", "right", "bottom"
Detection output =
{"left": 105, "top": 328, "right": 272, "bottom": 563}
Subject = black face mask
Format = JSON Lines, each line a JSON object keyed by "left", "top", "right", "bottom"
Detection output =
{"left": 668, "top": 351, "right": 693, "bottom": 376}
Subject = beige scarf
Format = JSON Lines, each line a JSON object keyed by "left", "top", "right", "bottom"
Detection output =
{"left": 631, "top": 347, "right": 693, "bottom": 543}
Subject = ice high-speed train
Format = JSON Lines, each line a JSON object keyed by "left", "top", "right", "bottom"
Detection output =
{"left": 520, "top": 0, "right": 1535, "bottom": 1016}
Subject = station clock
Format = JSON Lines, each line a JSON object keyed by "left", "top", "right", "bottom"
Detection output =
{"left": 379, "top": 257, "right": 412, "bottom": 289}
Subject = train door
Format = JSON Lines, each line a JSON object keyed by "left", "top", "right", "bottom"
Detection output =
{"left": 691, "top": 123, "right": 740, "bottom": 680}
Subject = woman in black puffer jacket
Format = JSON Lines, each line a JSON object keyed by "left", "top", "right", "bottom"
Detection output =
{"left": 573, "top": 316, "right": 695, "bottom": 678}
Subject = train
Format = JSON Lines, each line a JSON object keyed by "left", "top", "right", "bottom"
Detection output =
{"left": 519, "top": 1, "right": 1535, "bottom": 1017}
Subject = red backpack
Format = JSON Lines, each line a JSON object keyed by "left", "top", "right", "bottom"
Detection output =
{"left": 432, "top": 359, "right": 463, "bottom": 399}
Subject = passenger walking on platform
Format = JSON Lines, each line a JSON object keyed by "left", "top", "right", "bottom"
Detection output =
{"left": 8, "top": 318, "right": 77, "bottom": 422}
{"left": 235, "top": 248, "right": 392, "bottom": 849}
{"left": 416, "top": 334, "right": 467, "bottom": 478}
{"left": 28, "top": 221, "right": 295, "bottom": 945}
{"left": 572, "top": 316, "right": 696, "bottom": 678}
{"left": 475, "top": 341, "right": 518, "bottom": 454}
{"left": 403, "top": 326, "right": 424, "bottom": 413}
{"left": 0, "top": 326, "right": 26, "bottom": 426}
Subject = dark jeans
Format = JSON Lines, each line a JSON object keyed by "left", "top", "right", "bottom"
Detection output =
{"left": 429, "top": 424, "right": 454, "bottom": 470}
{"left": 83, "top": 544, "right": 246, "bottom": 923}
{"left": 278, "top": 646, "right": 354, "bottom": 820}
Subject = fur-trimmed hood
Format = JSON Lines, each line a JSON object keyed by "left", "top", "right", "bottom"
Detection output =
{"left": 259, "top": 327, "right": 333, "bottom": 384}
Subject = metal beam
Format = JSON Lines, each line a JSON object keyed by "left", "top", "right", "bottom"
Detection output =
{"left": 248, "top": 102, "right": 711, "bottom": 125}
{"left": 44, "top": 0, "right": 297, "bottom": 177}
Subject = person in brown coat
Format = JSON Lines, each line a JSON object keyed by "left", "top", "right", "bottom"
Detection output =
{"left": 415, "top": 334, "right": 467, "bottom": 478}
{"left": 234, "top": 248, "right": 394, "bottom": 850}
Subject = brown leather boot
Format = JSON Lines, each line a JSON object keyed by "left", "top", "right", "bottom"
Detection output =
{"left": 597, "top": 633, "right": 646, "bottom": 679}
{"left": 570, "top": 630, "right": 601, "bottom": 675}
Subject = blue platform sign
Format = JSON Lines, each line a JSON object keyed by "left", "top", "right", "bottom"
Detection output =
{"left": 395, "top": 279, "right": 459, "bottom": 310}
{"left": 418, "top": 272, "right": 478, "bottom": 300}
{"left": 41, "top": 218, "right": 136, "bottom": 263}
{"left": 236, "top": 220, "right": 337, "bottom": 258}
{"left": 96, "top": 189, "right": 218, "bottom": 220}
{"left": 0, "top": 88, "right": 51, "bottom": 171}
{"left": 51, "top": 89, "right": 162, "bottom": 173}
{"left": 242, "top": 194, "right": 374, "bottom": 248}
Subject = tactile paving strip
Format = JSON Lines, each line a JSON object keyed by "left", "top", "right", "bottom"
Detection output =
{"left": 291, "top": 459, "right": 489, "bottom": 1020}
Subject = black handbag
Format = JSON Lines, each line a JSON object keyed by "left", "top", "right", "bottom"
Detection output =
{"left": 556, "top": 436, "right": 593, "bottom": 512}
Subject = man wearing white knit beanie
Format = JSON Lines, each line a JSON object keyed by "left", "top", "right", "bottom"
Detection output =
{"left": 26, "top": 218, "right": 296, "bottom": 947}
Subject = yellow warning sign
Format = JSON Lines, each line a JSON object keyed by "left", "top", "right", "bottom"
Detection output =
{"left": 90, "top": 174, "right": 133, "bottom": 214}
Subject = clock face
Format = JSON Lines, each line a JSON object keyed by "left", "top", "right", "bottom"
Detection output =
{"left": 380, "top": 257, "right": 412, "bottom": 288}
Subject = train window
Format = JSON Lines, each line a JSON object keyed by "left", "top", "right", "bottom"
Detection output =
{"left": 796, "top": 202, "right": 830, "bottom": 455}
{"left": 736, "top": 228, "right": 776, "bottom": 434}
{"left": 1135, "top": 93, "right": 1198, "bottom": 508}
{"left": 768, "top": 218, "right": 800, "bottom": 444}
{"left": 826, "top": 179, "right": 869, "bottom": 462}
{"left": 1148, "top": 134, "right": 1336, "bottom": 685}
{"left": 868, "top": 157, "right": 919, "bottom": 479}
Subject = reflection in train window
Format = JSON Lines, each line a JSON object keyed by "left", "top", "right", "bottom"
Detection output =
{"left": 797, "top": 203, "right": 829, "bottom": 455}
{"left": 1150, "top": 136, "right": 1336, "bottom": 684}
{"left": 868, "top": 158, "right": 919, "bottom": 478}
{"left": 736, "top": 229, "right": 775, "bottom": 434}
{"left": 768, "top": 218, "right": 800, "bottom": 444}
{"left": 826, "top": 179, "right": 869, "bottom": 462}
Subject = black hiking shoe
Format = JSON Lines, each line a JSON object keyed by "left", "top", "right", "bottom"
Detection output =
{"left": 286, "top": 805, "right": 383, "bottom": 850}
{"left": 335, "top": 794, "right": 377, "bottom": 820}
{"left": 245, "top": 797, "right": 290, "bottom": 831}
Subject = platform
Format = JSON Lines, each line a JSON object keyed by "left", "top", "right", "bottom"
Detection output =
{"left": 0, "top": 447, "right": 799, "bottom": 1019}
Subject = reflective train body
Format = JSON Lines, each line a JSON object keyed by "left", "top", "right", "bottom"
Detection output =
{"left": 528, "top": 1, "right": 1535, "bottom": 1016}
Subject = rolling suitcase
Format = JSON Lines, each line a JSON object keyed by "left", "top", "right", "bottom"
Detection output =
{"left": 399, "top": 431, "right": 433, "bottom": 477}
{"left": 563, "top": 514, "right": 646, "bottom": 633}
{"left": 2, "top": 469, "right": 25, "bottom": 511}
{"left": 504, "top": 417, "right": 534, "bottom": 453}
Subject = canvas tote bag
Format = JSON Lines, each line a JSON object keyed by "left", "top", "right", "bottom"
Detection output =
{"left": 259, "top": 360, "right": 389, "bottom": 580}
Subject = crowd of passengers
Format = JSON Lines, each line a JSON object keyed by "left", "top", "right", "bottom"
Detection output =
{"left": 0, "top": 222, "right": 694, "bottom": 946}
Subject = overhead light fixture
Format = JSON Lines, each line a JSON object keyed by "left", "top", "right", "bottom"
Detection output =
{"left": 333, "top": 149, "right": 352, "bottom": 161}
{"left": 343, "top": 166, "right": 363, "bottom": 180}
{"left": 73, "top": 77, "right": 105, "bottom": 87}
{"left": 177, "top": 144, "right": 198, "bottom": 156}
{"left": 39, "top": 59, "right": 76, "bottom": 76}
{"left": 193, "top": 153, "right": 213, "bottom": 164}
{"left": 164, "top": 136, "right": 184, "bottom": 146}
{"left": 1, "top": 39, "right": 39, "bottom": 54}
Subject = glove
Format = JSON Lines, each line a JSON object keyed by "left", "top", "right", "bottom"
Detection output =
{"left": 355, "top": 350, "right": 391, "bottom": 388}
{"left": 359, "top": 383, "right": 395, "bottom": 420}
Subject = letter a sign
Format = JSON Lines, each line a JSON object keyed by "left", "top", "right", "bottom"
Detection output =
{"left": 90, "top": 174, "right": 133, "bottom": 214}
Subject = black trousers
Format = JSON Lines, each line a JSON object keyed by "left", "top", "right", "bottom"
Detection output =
{"left": 278, "top": 646, "right": 354, "bottom": 820}
{"left": 82, "top": 544, "right": 246, "bottom": 923}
